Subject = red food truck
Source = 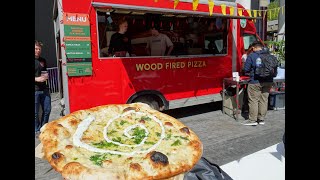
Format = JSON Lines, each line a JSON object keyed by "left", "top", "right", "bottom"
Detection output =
{"left": 52, "top": 0, "right": 262, "bottom": 115}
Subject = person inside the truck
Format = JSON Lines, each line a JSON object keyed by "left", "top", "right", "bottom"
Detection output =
{"left": 145, "top": 25, "right": 174, "bottom": 56}
{"left": 108, "top": 19, "right": 132, "bottom": 57}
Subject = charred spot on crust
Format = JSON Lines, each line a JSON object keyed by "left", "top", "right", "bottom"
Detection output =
{"left": 165, "top": 122, "right": 173, "bottom": 126}
{"left": 69, "top": 119, "right": 79, "bottom": 126}
{"left": 65, "top": 145, "right": 73, "bottom": 149}
{"left": 53, "top": 129, "right": 59, "bottom": 136}
{"left": 139, "top": 120, "right": 145, "bottom": 124}
{"left": 57, "top": 124, "right": 63, "bottom": 127}
{"left": 103, "top": 160, "right": 112, "bottom": 165}
{"left": 180, "top": 127, "right": 190, "bottom": 135}
{"left": 130, "top": 163, "right": 142, "bottom": 171}
{"left": 52, "top": 152, "right": 63, "bottom": 159}
{"left": 123, "top": 107, "right": 136, "bottom": 112}
{"left": 150, "top": 151, "right": 169, "bottom": 165}
{"left": 189, "top": 140, "right": 202, "bottom": 150}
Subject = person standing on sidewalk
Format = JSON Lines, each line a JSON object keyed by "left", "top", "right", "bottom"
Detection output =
{"left": 35, "top": 40, "right": 51, "bottom": 136}
{"left": 240, "top": 45, "right": 253, "bottom": 116}
{"left": 242, "top": 41, "right": 274, "bottom": 126}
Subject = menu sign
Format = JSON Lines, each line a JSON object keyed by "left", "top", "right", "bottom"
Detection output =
{"left": 64, "top": 13, "right": 92, "bottom": 76}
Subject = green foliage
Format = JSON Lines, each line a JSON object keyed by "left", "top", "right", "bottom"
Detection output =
{"left": 264, "top": 40, "right": 285, "bottom": 67}
{"left": 268, "top": 0, "right": 280, "bottom": 21}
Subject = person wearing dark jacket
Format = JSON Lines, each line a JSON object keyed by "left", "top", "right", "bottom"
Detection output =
{"left": 243, "top": 41, "right": 273, "bottom": 126}
{"left": 108, "top": 19, "right": 132, "bottom": 57}
{"left": 35, "top": 40, "right": 51, "bottom": 137}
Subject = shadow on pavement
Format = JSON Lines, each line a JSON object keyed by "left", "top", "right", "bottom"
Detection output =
{"left": 163, "top": 101, "right": 222, "bottom": 119}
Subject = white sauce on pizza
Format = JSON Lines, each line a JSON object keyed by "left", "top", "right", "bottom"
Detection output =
{"left": 73, "top": 110, "right": 165, "bottom": 156}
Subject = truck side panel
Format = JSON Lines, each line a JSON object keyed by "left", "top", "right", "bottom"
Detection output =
{"left": 59, "top": 0, "right": 255, "bottom": 112}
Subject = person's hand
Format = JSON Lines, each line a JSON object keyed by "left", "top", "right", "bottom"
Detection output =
{"left": 41, "top": 72, "right": 49, "bottom": 80}
{"left": 42, "top": 73, "right": 48, "bottom": 79}
{"left": 35, "top": 76, "right": 47, "bottom": 82}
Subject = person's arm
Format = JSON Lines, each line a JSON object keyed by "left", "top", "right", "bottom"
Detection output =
{"left": 244, "top": 55, "right": 253, "bottom": 73}
{"left": 167, "top": 46, "right": 173, "bottom": 56}
{"left": 145, "top": 38, "right": 151, "bottom": 56}
{"left": 35, "top": 76, "right": 46, "bottom": 82}
{"left": 127, "top": 36, "right": 132, "bottom": 56}
{"left": 165, "top": 35, "right": 174, "bottom": 56}
{"left": 241, "top": 54, "right": 247, "bottom": 73}
{"left": 108, "top": 34, "right": 115, "bottom": 56}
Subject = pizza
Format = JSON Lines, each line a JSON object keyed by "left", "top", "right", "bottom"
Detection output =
{"left": 39, "top": 103, "right": 203, "bottom": 180}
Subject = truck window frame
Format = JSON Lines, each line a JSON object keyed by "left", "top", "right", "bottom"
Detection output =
{"left": 95, "top": 9, "right": 229, "bottom": 59}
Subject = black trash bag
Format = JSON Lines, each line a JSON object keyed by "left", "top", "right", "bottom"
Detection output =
{"left": 184, "top": 157, "right": 233, "bottom": 180}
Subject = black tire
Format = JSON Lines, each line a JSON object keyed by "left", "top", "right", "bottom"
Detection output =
{"left": 133, "top": 96, "right": 160, "bottom": 111}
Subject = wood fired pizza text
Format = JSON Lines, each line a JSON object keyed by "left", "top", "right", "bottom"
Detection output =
{"left": 135, "top": 61, "right": 207, "bottom": 71}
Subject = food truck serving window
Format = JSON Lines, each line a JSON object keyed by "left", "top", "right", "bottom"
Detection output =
{"left": 243, "top": 33, "right": 258, "bottom": 50}
{"left": 96, "top": 9, "right": 229, "bottom": 58}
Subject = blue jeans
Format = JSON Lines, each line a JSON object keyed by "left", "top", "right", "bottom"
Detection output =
{"left": 35, "top": 90, "right": 51, "bottom": 133}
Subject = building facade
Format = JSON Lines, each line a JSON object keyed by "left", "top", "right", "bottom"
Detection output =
{"left": 35, "top": 0, "right": 57, "bottom": 67}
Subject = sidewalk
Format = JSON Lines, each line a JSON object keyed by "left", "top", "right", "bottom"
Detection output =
{"left": 49, "top": 93, "right": 62, "bottom": 121}
{"left": 221, "top": 142, "right": 285, "bottom": 180}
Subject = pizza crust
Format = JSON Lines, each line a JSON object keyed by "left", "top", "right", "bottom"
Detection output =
{"left": 39, "top": 103, "right": 202, "bottom": 179}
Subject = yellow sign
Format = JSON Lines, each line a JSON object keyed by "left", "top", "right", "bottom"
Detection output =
{"left": 238, "top": 8, "right": 243, "bottom": 16}
{"left": 208, "top": 0, "right": 214, "bottom": 16}
{"left": 229, "top": 6, "right": 234, "bottom": 16}
{"left": 174, "top": 0, "right": 179, "bottom": 9}
{"left": 253, "top": 10, "right": 257, "bottom": 17}
{"left": 221, "top": 4, "right": 226, "bottom": 15}
{"left": 192, "top": 0, "right": 199, "bottom": 11}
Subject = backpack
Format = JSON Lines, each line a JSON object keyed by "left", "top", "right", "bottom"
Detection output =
{"left": 184, "top": 157, "right": 233, "bottom": 180}
{"left": 254, "top": 52, "right": 278, "bottom": 78}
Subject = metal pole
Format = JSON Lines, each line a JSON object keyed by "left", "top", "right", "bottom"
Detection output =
{"left": 222, "top": 79, "right": 225, "bottom": 114}
{"left": 278, "top": 0, "right": 285, "bottom": 41}
{"left": 260, "top": 6, "right": 267, "bottom": 41}
{"left": 235, "top": 81, "right": 239, "bottom": 121}
{"left": 57, "top": 0, "right": 70, "bottom": 115}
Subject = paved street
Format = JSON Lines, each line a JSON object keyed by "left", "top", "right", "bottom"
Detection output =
{"left": 35, "top": 93, "right": 285, "bottom": 180}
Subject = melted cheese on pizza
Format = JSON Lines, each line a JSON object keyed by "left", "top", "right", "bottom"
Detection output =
{"left": 73, "top": 110, "right": 166, "bottom": 156}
